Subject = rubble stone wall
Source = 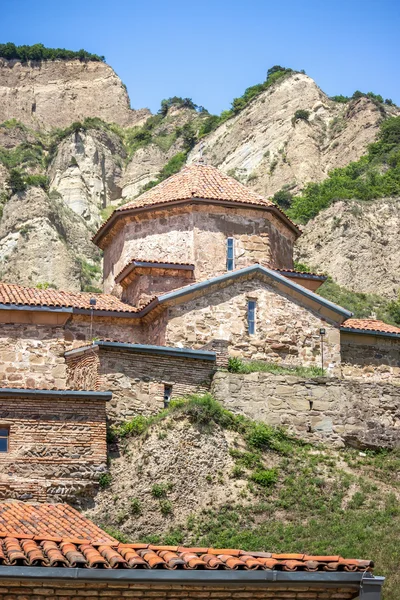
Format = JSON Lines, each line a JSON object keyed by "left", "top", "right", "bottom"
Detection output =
{"left": 103, "top": 204, "right": 296, "bottom": 294}
{"left": 161, "top": 278, "right": 341, "bottom": 373}
{"left": 341, "top": 332, "right": 400, "bottom": 383}
{"left": 66, "top": 346, "right": 216, "bottom": 423}
{"left": 212, "top": 371, "right": 400, "bottom": 449}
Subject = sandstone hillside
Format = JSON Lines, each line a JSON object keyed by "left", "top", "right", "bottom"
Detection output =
{"left": 0, "top": 57, "right": 399, "bottom": 299}
{"left": 0, "top": 58, "right": 149, "bottom": 129}
{"left": 295, "top": 199, "right": 400, "bottom": 298}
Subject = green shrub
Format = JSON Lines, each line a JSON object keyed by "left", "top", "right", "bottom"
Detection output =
{"left": 159, "top": 499, "right": 173, "bottom": 516}
{"left": 98, "top": 473, "right": 112, "bottom": 488}
{"left": 7, "top": 169, "right": 26, "bottom": 193}
{"left": 0, "top": 42, "right": 104, "bottom": 62}
{"left": 250, "top": 468, "right": 279, "bottom": 488}
{"left": 231, "top": 465, "right": 245, "bottom": 479}
{"left": 151, "top": 483, "right": 173, "bottom": 498}
{"left": 246, "top": 423, "right": 292, "bottom": 454}
{"left": 117, "top": 415, "right": 151, "bottom": 438}
{"left": 292, "top": 109, "right": 310, "bottom": 125}
{"left": 272, "top": 189, "right": 293, "bottom": 209}
{"left": 288, "top": 116, "right": 400, "bottom": 223}
{"left": 130, "top": 498, "right": 142, "bottom": 515}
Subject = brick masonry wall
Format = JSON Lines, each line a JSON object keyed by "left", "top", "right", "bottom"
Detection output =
{"left": 0, "top": 393, "right": 107, "bottom": 501}
{"left": 160, "top": 278, "right": 341, "bottom": 373}
{"left": 0, "top": 579, "right": 359, "bottom": 599}
{"left": 212, "top": 371, "right": 400, "bottom": 449}
{"left": 341, "top": 333, "right": 400, "bottom": 383}
{"left": 103, "top": 204, "right": 296, "bottom": 295}
{"left": 66, "top": 347, "right": 216, "bottom": 423}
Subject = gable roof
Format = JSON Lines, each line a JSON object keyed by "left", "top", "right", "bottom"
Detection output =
{"left": 141, "top": 264, "right": 353, "bottom": 321}
{"left": 93, "top": 164, "right": 301, "bottom": 248}
{"left": 341, "top": 318, "right": 400, "bottom": 337}
{"left": 0, "top": 281, "right": 139, "bottom": 315}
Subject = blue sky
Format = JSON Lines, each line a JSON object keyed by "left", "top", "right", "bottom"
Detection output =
{"left": 1, "top": 0, "right": 399, "bottom": 114}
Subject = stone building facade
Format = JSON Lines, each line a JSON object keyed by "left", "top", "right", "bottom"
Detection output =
{"left": 0, "top": 162, "right": 399, "bottom": 501}
{"left": 65, "top": 342, "right": 217, "bottom": 423}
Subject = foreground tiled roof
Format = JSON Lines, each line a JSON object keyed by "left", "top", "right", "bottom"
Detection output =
{"left": 0, "top": 503, "right": 374, "bottom": 571}
{"left": 341, "top": 318, "right": 400, "bottom": 335}
{"left": 0, "top": 502, "right": 115, "bottom": 544}
{"left": 94, "top": 164, "right": 301, "bottom": 246}
{"left": 0, "top": 282, "right": 138, "bottom": 313}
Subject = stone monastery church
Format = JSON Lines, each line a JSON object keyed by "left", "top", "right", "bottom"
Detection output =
{"left": 0, "top": 162, "right": 399, "bottom": 502}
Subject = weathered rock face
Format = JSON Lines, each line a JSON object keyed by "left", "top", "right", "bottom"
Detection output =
{"left": 0, "top": 187, "right": 100, "bottom": 290}
{"left": 295, "top": 199, "right": 400, "bottom": 298}
{"left": 188, "top": 74, "right": 398, "bottom": 198}
{"left": 211, "top": 371, "right": 400, "bottom": 449}
{"left": 86, "top": 417, "right": 250, "bottom": 538}
{"left": 0, "top": 59, "right": 149, "bottom": 129}
{"left": 121, "top": 106, "right": 208, "bottom": 199}
{"left": 48, "top": 128, "right": 125, "bottom": 226}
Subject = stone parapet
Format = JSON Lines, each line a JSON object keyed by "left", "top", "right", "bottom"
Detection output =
{"left": 211, "top": 371, "right": 400, "bottom": 449}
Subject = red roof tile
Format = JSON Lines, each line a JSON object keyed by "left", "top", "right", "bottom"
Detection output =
{"left": 0, "top": 282, "right": 139, "bottom": 314}
{"left": 0, "top": 502, "right": 374, "bottom": 572}
{"left": 94, "top": 164, "right": 301, "bottom": 247}
{"left": 0, "top": 502, "right": 115, "bottom": 544}
{"left": 341, "top": 318, "right": 400, "bottom": 335}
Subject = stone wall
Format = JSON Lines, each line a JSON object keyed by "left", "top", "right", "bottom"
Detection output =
{"left": 0, "top": 580, "right": 358, "bottom": 600}
{"left": 103, "top": 204, "right": 296, "bottom": 294}
{"left": 0, "top": 323, "right": 67, "bottom": 389}
{"left": 212, "top": 371, "right": 400, "bottom": 449}
{"left": 66, "top": 345, "right": 216, "bottom": 423}
{"left": 341, "top": 332, "right": 400, "bottom": 383}
{"left": 161, "top": 278, "right": 341, "bottom": 373}
{"left": 0, "top": 391, "right": 108, "bottom": 501}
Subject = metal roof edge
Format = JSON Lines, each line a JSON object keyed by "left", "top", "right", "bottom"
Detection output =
{"left": 156, "top": 265, "right": 353, "bottom": 319}
{"left": 0, "top": 303, "right": 73, "bottom": 314}
{"left": 340, "top": 327, "right": 400, "bottom": 339}
{"left": 66, "top": 341, "right": 216, "bottom": 361}
{"left": 0, "top": 388, "right": 112, "bottom": 401}
{"left": 0, "top": 565, "right": 383, "bottom": 588}
{"left": 277, "top": 270, "right": 327, "bottom": 281}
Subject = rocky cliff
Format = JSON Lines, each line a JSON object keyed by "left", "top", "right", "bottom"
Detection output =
{"left": 188, "top": 73, "right": 396, "bottom": 197}
{"left": 0, "top": 59, "right": 398, "bottom": 295}
{"left": 0, "top": 58, "right": 149, "bottom": 129}
{"left": 295, "top": 199, "right": 400, "bottom": 298}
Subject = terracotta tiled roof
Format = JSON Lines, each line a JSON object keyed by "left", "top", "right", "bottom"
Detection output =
{"left": 341, "top": 318, "right": 400, "bottom": 335}
{"left": 0, "top": 503, "right": 374, "bottom": 571}
{"left": 93, "top": 164, "right": 301, "bottom": 246}
{"left": 123, "top": 164, "right": 274, "bottom": 210}
{"left": 0, "top": 502, "right": 115, "bottom": 544}
{"left": 0, "top": 282, "right": 139, "bottom": 314}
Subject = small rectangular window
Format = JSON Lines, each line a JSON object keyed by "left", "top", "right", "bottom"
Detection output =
{"left": 0, "top": 428, "right": 9, "bottom": 453}
{"left": 227, "top": 238, "right": 235, "bottom": 271}
{"left": 248, "top": 300, "right": 256, "bottom": 335}
{"left": 163, "top": 385, "right": 172, "bottom": 408}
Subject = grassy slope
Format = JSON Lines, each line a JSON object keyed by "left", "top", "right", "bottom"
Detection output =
{"left": 99, "top": 396, "right": 400, "bottom": 600}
